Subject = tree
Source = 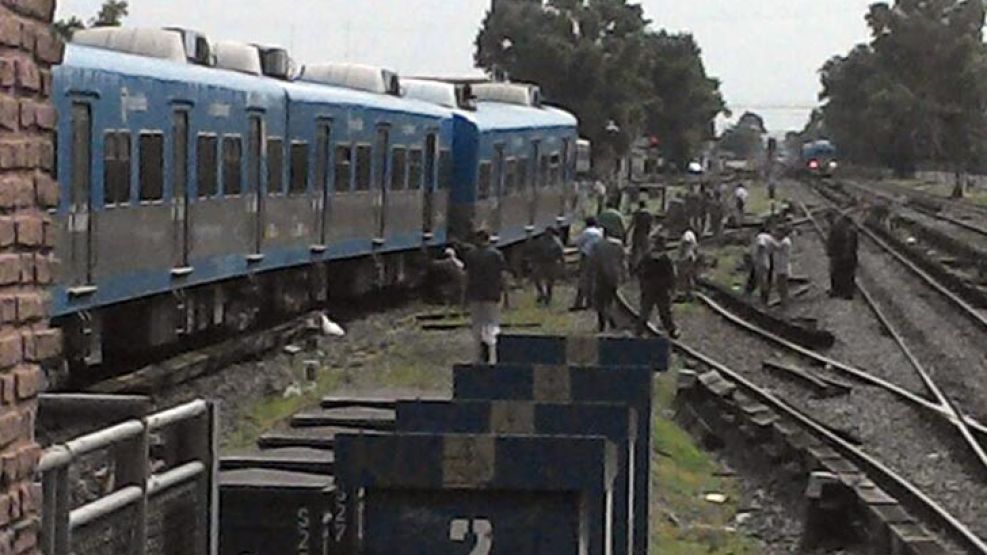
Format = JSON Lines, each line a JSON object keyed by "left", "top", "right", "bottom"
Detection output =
{"left": 53, "top": 0, "right": 128, "bottom": 40}
{"left": 719, "top": 111, "right": 766, "bottom": 161}
{"left": 475, "top": 0, "right": 724, "bottom": 171}
{"left": 815, "top": 0, "right": 987, "bottom": 180}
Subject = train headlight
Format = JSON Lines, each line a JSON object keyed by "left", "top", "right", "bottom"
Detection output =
{"left": 829, "top": 160, "right": 838, "bottom": 169}
{"left": 808, "top": 159, "right": 820, "bottom": 170}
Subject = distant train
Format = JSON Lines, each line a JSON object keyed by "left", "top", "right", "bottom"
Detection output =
{"left": 801, "top": 139, "right": 838, "bottom": 177}
{"left": 51, "top": 27, "right": 580, "bottom": 375}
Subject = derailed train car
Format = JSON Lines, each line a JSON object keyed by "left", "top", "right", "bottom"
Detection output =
{"left": 50, "top": 27, "right": 579, "bottom": 375}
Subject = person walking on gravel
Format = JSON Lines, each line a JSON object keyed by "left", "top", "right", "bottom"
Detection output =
{"left": 827, "top": 213, "right": 858, "bottom": 299}
{"left": 571, "top": 216, "right": 604, "bottom": 310}
{"left": 677, "top": 228, "right": 699, "bottom": 299}
{"left": 528, "top": 227, "right": 565, "bottom": 306}
{"left": 636, "top": 235, "right": 679, "bottom": 338}
{"left": 733, "top": 183, "right": 749, "bottom": 225}
{"left": 627, "top": 200, "right": 654, "bottom": 268}
{"left": 773, "top": 225, "right": 793, "bottom": 308}
{"left": 747, "top": 225, "right": 775, "bottom": 305}
{"left": 590, "top": 227, "right": 627, "bottom": 333}
{"left": 463, "top": 230, "right": 509, "bottom": 364}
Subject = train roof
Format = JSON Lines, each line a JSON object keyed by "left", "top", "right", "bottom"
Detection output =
{"left": 466, "top": 101, "right": 577, "bottom": 132}
{"left": 60, "top": 43, "right": 286, "bottom": 97}
{"left": 284, "top": 78, "right": 454, "bottom": 119}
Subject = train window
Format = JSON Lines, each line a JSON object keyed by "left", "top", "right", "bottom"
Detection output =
{"left": 335, "top": 146, "right": 352, "bottom": 192}
{"left": 505, "top": 159, "right": 518, "bottom": 195}
{"left": 424, "top": 134, "right": 437, "bottom": 190}
{"left": 71, "top": 103, "right": 91, "bottom": 209}
{"left": 391, "top": 147, "right": 407, "bottom": 191}
{"left": 539, "top": 155, "right": 550, "bottom": 188}
{"left": 315, "top": 124, "right": 331, "bottom": 194}
{"left": 247, "top": 117, "right": 262, "bottom": 195}
{"left": 196, "top": 135, "right": 218, "bottom": 198}
{"left": 408, "top": 148, "right": 423, "bottom": 190}
{"left": 139, "top": 133, "right": 164, "bottom": 201}
{"left": 478, "top": 162, "right": 492, "bottom": 200}
{"left": 222, "top": 137, "right": 242, "bottom": 196}
{"left": 492, "top": 146, "right": 505, "bottom": 197}
{"left": 103, "top": 132, "right": 131, "bottom": 205}
{"left": 355, "top": 145, "right": 372, "bottom": 191}
{"left": 438, "top": 149, "right": 452, "bottom": 190}
{"left": 550, "top": 154, "right": 562, "bottom": 187}
{"left": 517, "top": 157, "right": 529, "bottom": 191}
{"left": 172, "top": 112, "right": 189, "bottom": 199}
{"left": 289, "top": 142, "right": 309, "bottom": 195}
{"left": 267, "top": 138, "right": 284, "bottom": 195}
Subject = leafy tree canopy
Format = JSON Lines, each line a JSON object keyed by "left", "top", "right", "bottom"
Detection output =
{"left": 53, "top": 0, "right": 129, "bottom": 40}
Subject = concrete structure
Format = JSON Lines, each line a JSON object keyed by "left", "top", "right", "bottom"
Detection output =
{"left": 0, "top": 0, "right": 62, "bottom": 552}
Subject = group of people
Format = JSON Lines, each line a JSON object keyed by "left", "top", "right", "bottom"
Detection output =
{"left": 746, "top": 223, "right": 793, "bottom": 307}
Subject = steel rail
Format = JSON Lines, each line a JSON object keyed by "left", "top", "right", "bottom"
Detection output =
{"left": 798, "top": 199, "right": 987, "bottom": 473}
{"left": 610, "top": 291, "right": 987, "bottom": 553}
{"left": 842, "top": 179, "right": 987, "bottom": 238}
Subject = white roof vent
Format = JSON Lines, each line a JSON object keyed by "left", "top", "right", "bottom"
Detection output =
{"left": 213, "top": 41, "right": 262, "bottom": 76}
{"left": 72, "top": 27, "right": 187, "bottom": 62}
{"left": 472, "top": 82, "right": 543, "bottom": 107}
{"left": 402, "top": 79, "right": 459, "bottom": 108}
{"left": 299, "top": 63, "right": 401, "bottom": 96}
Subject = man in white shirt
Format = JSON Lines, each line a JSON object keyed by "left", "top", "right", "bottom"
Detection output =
{"left": 571, "top": 216, "right": 604, "bottom": 310}
{"left": 773, "top": 225, "right": 793, "bottom": 307}
{"left": 734, "top": 183, "right": 749, "bottom": 225}
{"left": 746, "top": 225, "right": 774, "bottom": 305}
{"left": 677, "top": 228, "right": 699, "bottom": 298}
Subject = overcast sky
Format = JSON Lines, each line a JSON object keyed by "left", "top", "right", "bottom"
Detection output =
{"left": 56, "top": 0, "right": 877, "bottom": 133}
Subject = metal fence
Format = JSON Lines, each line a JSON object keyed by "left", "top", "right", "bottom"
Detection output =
{"left": 39, "top": 399, "right": 218, "bottom": 555}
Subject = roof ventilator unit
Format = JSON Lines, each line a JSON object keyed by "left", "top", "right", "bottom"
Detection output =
{"left": 163, "top": 27, "right": 214, "bottom": 66}
{"left": 472, "top": 82, "right": 543, "bottom": 108}
{"left": 212, "top": 41, "right": 262, "bottom": 76}
{"left": 402, "top": 79, "right": 476, "bottom": 111}
{"left": 298, "top": 62, "right": 402, "bottom": 96}
{"left": 256, "top": 46, "right": 294, "bottom": 80}
{"left": 72, "top": 27, "right": 191, "bottom": 63}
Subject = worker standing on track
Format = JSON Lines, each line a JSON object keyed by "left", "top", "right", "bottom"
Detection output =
{"left": 590, "top": 227, "right": 627, "bottom": 333}
{"left": 636, "top": 235, "right": 679, "bottom": 338}
{"left": 734, "top": 182, "right": 749, "bottom": 225}
{"left": 709, "top": 189, "right": 725, "bottom": 237}
{"left": 598, "top": 202, "right": 626, "bottom": 243}
{"left": 627, "top": 200, "right": 654, "bottom": 268}
{"left": 827, "top": 213, "right": 859, "bottom": 299}
{"left": 463, "top": 230, "right": 509, "bottom": 364}
{"left": 677, "top": 228, "right": 699, "bottom": 299}
{"left": 528, "top": 227, "right": 565, "bottom": 306}
{"left": 747, "top": 225, "right": 775, "bottom": 305}
{"left": 571, "top": 216, "right": 604, "bottom": 311}
{"left": 773, "top": 225, "right": 793, "bottom": 308}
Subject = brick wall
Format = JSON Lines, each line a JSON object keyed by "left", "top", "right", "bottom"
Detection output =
{"left": 0, "top": 0, "right": 61, "bottom": 553}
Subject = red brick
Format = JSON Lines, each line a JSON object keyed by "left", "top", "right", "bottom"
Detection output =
{"left": 12, "top": 215, "right": 40, "bottom": 247}
{"left": 32, "top": 173, "right": 56, "bottom": 208}
{"left": 6, "top": 490, "right": 18, "bottom": 524}
{"left": 13, "top": 294, "right": 41, "bottom": 322}
{"left": 11, "top": 517, "right": 34, "bottom": 553}
{"left": 15, "top": 100, "right": 32, "bottom": 129}
{"left": 40, "top": 216, "right": 53, "bottom": 248}
{"left": 0, "top": 374, "right": 12, "bottom": 404}
{"left": 0, "top": 218, "right": 12, "bottom": 248}
{"left": 0, "top": 493, "right": 9, "bottom": 526}
{"left": 32, "top": 102, "right": 52, "bottom": 130}
{"left": 0, "top": 334, "right": 20, "bottom": 369}
{"left": 0, "top": 411, "right": 19, "bottom": 446}
{"left": 38, "top": 138, "right": 52, "bottom": 171}
{"left": 0, "top": 453, "right": 13, "bottom": 484}
{"left": 22, "top": 328, "right": 57, "bottom": 361}
{"left": 0, "top": 255, "right": 19, "bottom": 285}
{"left": 0, "top": 96, "right": 17, "bottom": 131}
{"left": 13, "top": 59, "right": 37, "bottom": 92}
{"left": 38, "top": 68, "right": 49, "bottom": 96}
{"left": 17, "top": 19, "right": 34, "bottom": 53}
{"left": 18, "top": 484, "right": 38, "bottom": 515}
{"left": 12, "top": 368, "right": 37, "bottom": 400}
{"left": 0, "top": 16, "right": 19, "bottom": 48}
{"left": 34, "top": 28, "right": 61, "bottom": 65}
{"left": 33, "top": 253, "right": 53, "bottom": 284}
{"left": 0, "top": 58, "right": 13, "bottom": 88}
{"left": 14, "top": 445, "right": 37, "bottom": 481}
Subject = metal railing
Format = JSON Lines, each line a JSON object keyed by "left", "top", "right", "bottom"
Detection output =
{"left": 39, "top": 399, "right": 218, "bottom": 555}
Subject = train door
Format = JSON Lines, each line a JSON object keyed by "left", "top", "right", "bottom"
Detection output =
{"left": 529, "top": 140, "right": 540, "bottom": 227}
{"left": 172, "top": 109, "right": 190, "bottom": 269}
{"left": 316, "top": 121, "right": 332, "bottom": 245}
{"left": 247, "top": 114, "right": 264, "bottom": 254}
{"left": 493, "top": 143, "right": 505, "bottom": 236}
{"left": 374, "top": 124, "right": 390, "bottom": 242}
{"left": 69, "top": 102, "right": 94, "bottom": 287}
{"left": 422, "top": 133, "right": 437, "bottom": 237}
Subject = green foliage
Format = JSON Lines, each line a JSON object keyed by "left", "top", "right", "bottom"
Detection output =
{"left": 817, "top": 0, "right": 987, "bottom": 177}
{"left": 475, "top": 0, "right": 724, "bottom": 169}
{"left": 53, "top": 0, "right": 128, "bottom": 41}
{"left": 718, "top": 112, "right": 767, "bottom": 160}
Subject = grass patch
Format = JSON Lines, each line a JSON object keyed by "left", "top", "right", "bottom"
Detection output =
{"left": 650, "top": 370, "right": 760, "bottom": 554}
{"left": 890, "top": 178, "right": 987, "bottom": 207}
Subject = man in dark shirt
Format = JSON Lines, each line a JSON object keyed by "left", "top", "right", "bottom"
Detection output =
{"left": 589, "top": 228, "right": 626, "bottom": 333}
{"left": 627, "top": 200, "right": 654, "bottom": 267}
{"left": 636, "top": 235, "right": 679, "bottom": 338}
{"left": 527, "top": 228, "right": 565, "bottom": 306}
{"left": 463, "top": 230, "right": 509, "bottom": 364}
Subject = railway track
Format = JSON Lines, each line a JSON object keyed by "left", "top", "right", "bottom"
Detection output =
{"left": 795, "top": 197, "right": 987, "bottom": 471}
{"left": 610, "top": 292, "right": 987, "bottom": 553}
{"left": 856, "top": 177, "right": 987, "bottom": 228}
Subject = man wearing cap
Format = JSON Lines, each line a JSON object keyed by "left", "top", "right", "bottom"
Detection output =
{"left": 463, "top": 230, "right": 509, "bottom": 364}
{"left": 635, "top": 235, "right": 679, "bottom": 338}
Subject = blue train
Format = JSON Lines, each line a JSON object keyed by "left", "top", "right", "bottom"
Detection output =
{"left": 801, "top": 139, "right": 838, "bottom": 177}
{"left": 51, "top": 27, "right": 579, "bottom": 374}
